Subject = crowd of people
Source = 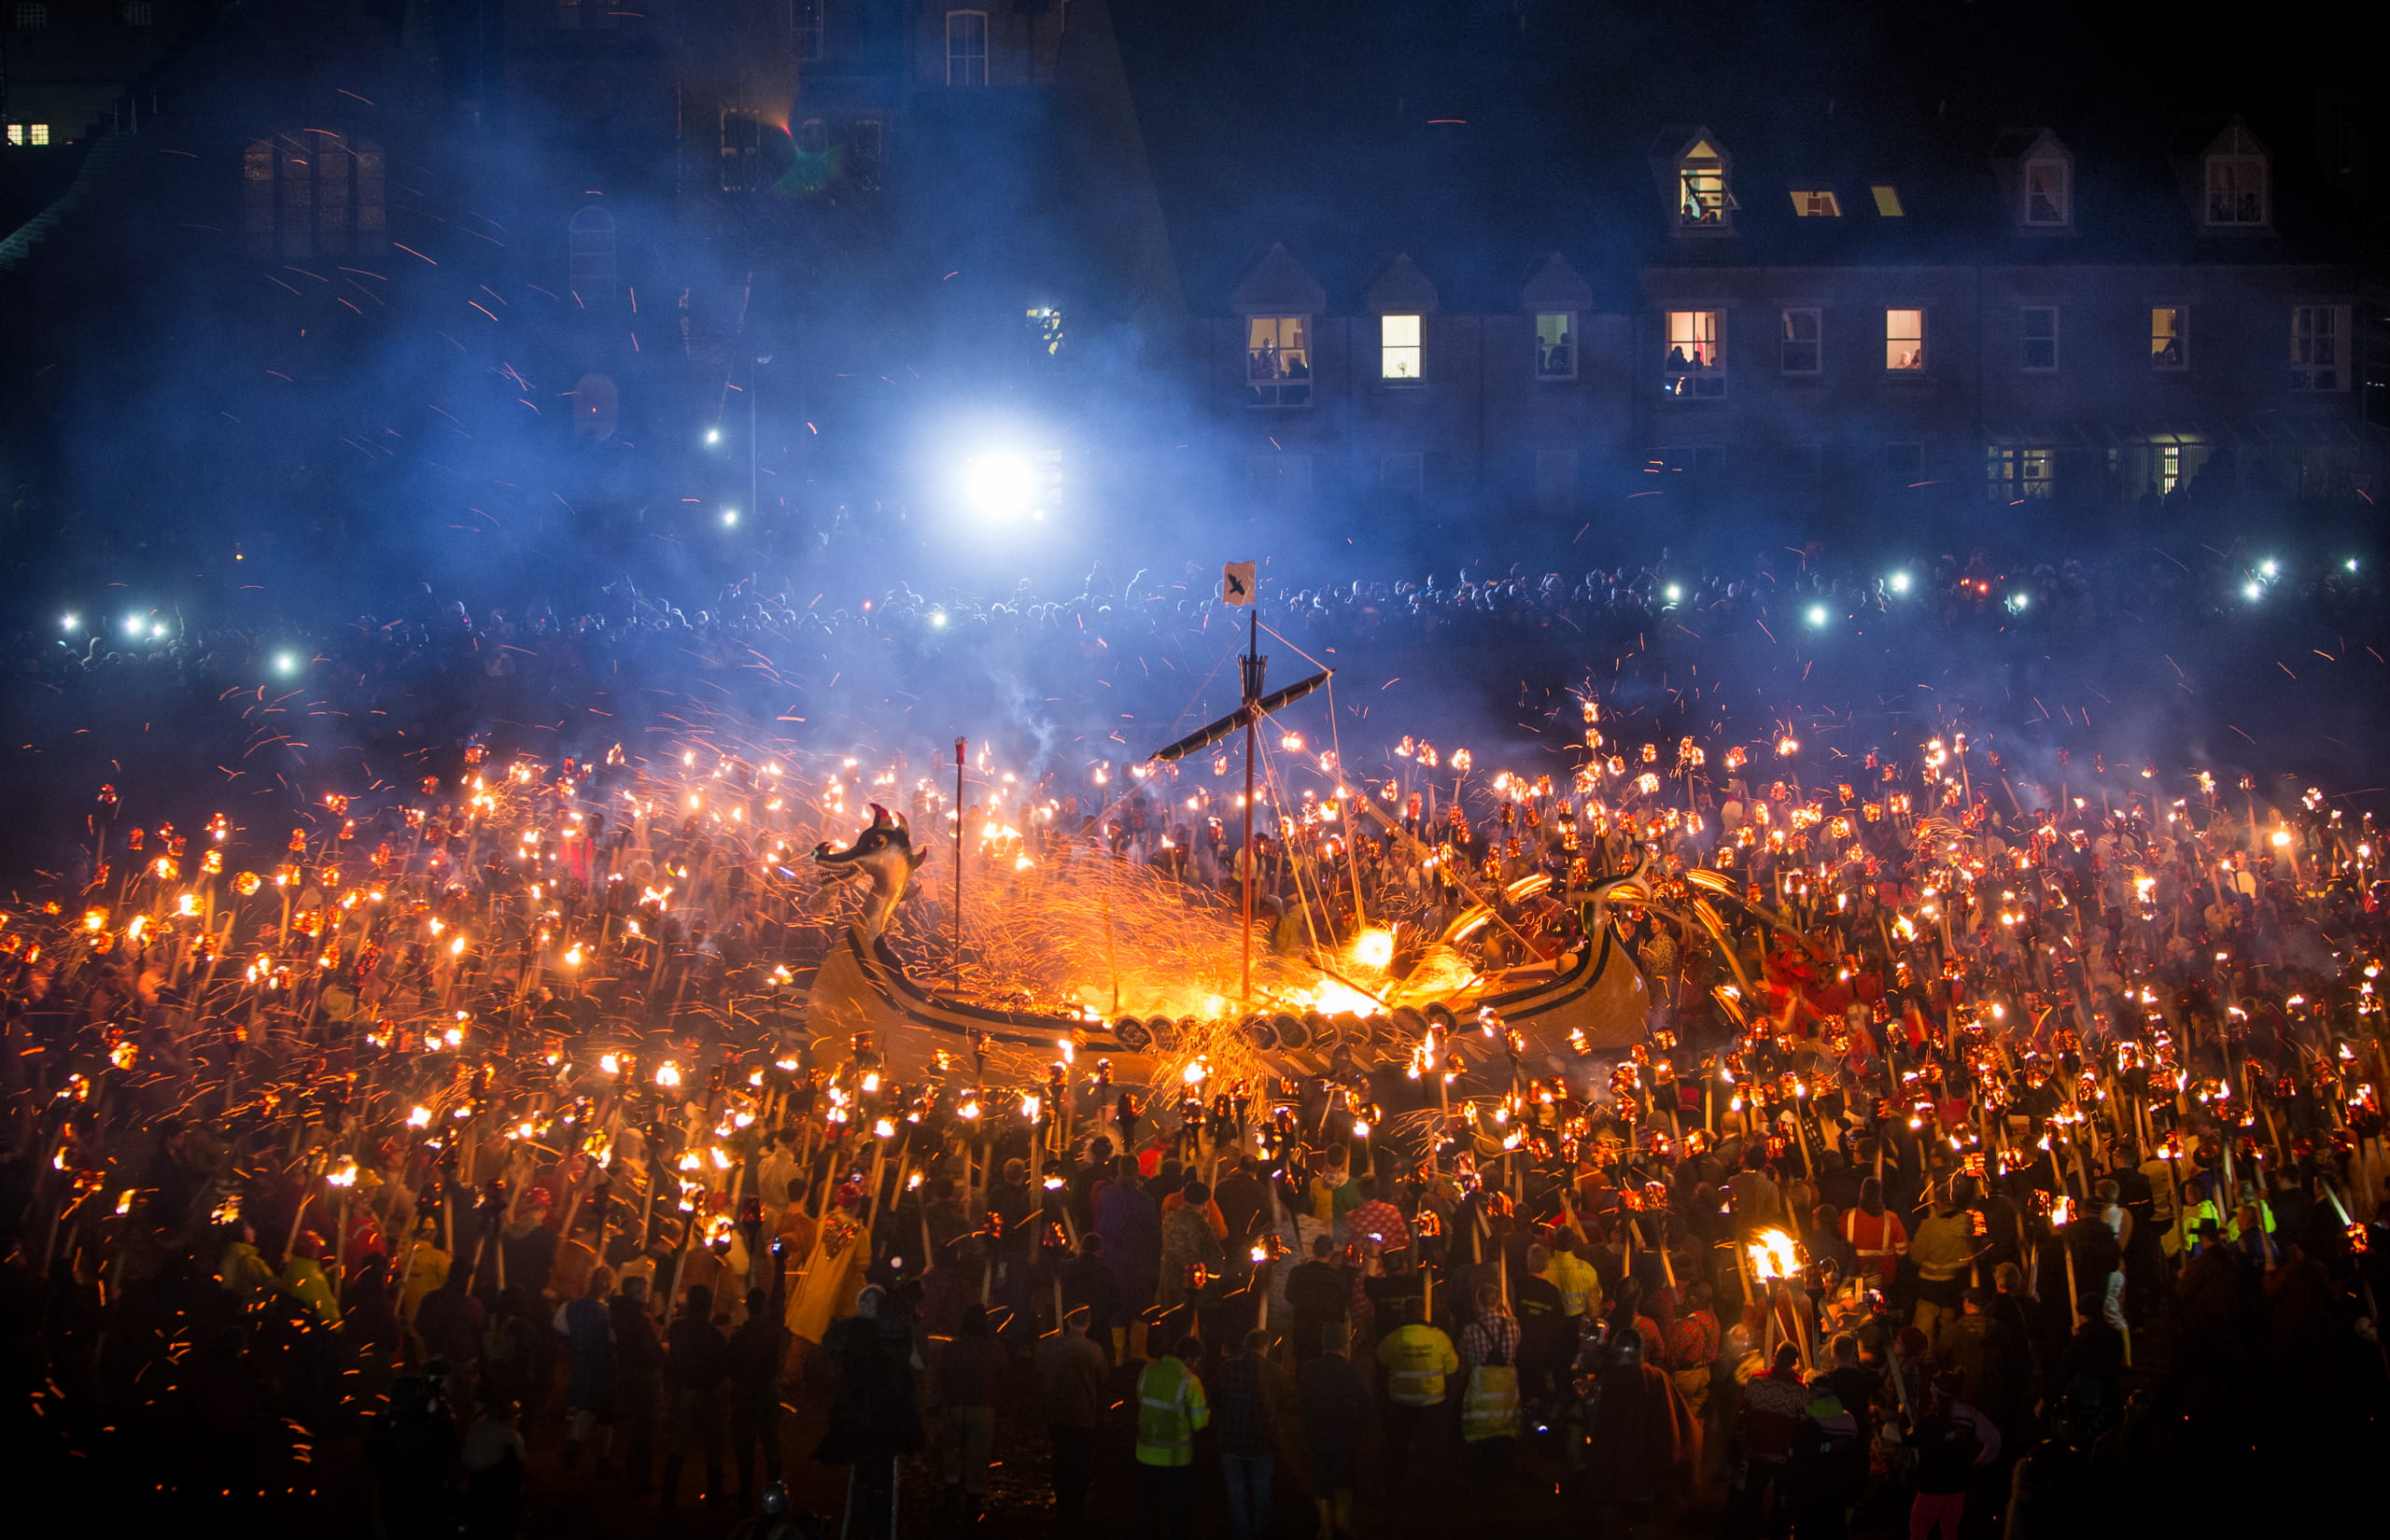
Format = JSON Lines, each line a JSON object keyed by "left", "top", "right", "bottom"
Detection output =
{"left": 0, "top": 639, "right": 2383, "bottom": 1540}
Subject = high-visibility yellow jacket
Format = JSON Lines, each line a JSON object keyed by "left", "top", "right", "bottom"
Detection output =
{"left": 1135, "top": 1355, "right": 1210, "bottom": 1466}
{"left": 280, "top": 1257, "right": 342, "bottom": 1323}
{"left": 1376, "top": 1323, "right": 1460, "bottom": 1407}
{"left": 1546, "top": 1252, "right": 1599, "bottom": 1319}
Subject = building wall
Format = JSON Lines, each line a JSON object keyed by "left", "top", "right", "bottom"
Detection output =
{"left": 1189, "top": 258, "right": 2368, "bottom": 527}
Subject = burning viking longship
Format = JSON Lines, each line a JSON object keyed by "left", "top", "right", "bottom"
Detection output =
{"left": 802, "top": 798, "right": 1656, "bottom": 1083}
{"left": 800, "top": 635, "right": 1699, "bottom": 1089}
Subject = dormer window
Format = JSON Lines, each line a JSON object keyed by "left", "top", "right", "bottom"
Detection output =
{"left": 1380, "top": 315, "right": 1423, "bottom": 382}
{"left": 1678, "top": 137, "right": 1733, "bottom": 229}
{"left": 1870, "top": 185, "right": 1905, "bottom": 217}
{"left": 1790, "top": 190, "right": 1840, "bottom": 217}
{"left": 2024, "top": 157, "right": 2069, "bottom": 225}
{"left": 2205, "top": 123, "right": 2268, "bottom": 226}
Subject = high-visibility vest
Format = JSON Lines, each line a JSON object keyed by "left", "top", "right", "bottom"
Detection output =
{"left": 1460, "top": 1363, "right": 1521, "bottom": 1442}
{"left": 1134, "top": 1356, "right": 1209, "bottom": 1466}
{"left": 1378, "top": 1323, "right": 1460, "bottom": 1407}
{"left": 1547, "top": 1253, "right": 1598, "bottom": 1318}
{"left": 2177, "top": 1196, "right": 2222, "bottom": 1254}
{"left": 1842, "top": 1209, "right": 1905, "bottom": 1280}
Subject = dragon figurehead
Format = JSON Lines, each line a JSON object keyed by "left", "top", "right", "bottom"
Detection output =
{"left": 813, "top": 803, "right": 927, "bottom": 939}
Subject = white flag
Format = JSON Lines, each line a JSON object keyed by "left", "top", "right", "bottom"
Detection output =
{"left": 1221, "top": 561, "right": 1257, "bottom": 606}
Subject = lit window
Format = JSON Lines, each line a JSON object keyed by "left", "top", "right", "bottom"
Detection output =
{"left": 2150, "top": 307, "right": 2186, "bottom": 370}
{"left": 1662, "top": 310, "right": 1724, "bottom": 397}
{"left": 2158, "top": 444, "right": 2182, "bottom": 496}
{"left": 1987, "top": 447, "right": 2053, "bottom": 500}
{"left": 945, "top": 10, "right": 987, "bottom": 86}
{"left": 1870, "top": 185, "right": 1904, "bottom": 217}
{"left": 2024, "top": 158, "right": 2068, "bottom": 225}
{"left": 1780, "top": 308, "right": 1821, "bottom": 375}
{"left": 31, "top": 122, "right": 49, "bottom": 146}
{"left": 1789, "top": 190, "right": 1841, "bottom": 217}
{"left": 2019, "top": 306, "right": 2058, "bottom": 371}
{"left": 1380, "top": 315, "right": 1422, "bottom": 381}
{"left": 1026, "top": 306, "right": 1063, "bottom": 357}
{"left": 122, "top": 1, "right": 151, "bottom": 22}
{"left": 1678, "top": 138, "right": 1732, "bottom": 228}
{"left": 2291, "top": 304, "right": 2348, "bottom": 392}
{"left": 1245, "top": 315, "right": 1311, "bottom": 408}
{"left": 1534, "top": 313, "right": 1576, "bottom": 381}
{"left": 1884, "top": 308, "right": 1925, "bottom": 371}
{"left": 2207, "top": 155, "right": 2266, "bottom": 226}
{"left": 794, "top": 0, "right": 823, "bottom": 62}
{"left": 14, "top": 4, "right": 47, "bottom": 29}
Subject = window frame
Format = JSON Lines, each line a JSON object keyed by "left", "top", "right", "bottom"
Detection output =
{"left": 13, "top": 3, "right": 47, "bottom": 29}
{"left": 1662, "top": 308, "right": 1726, "bottom": 399}
{"left": 845, "top": 117, "right": 884, "bottom": 190}
{"left": 2290, "top": 303, "right": 2350, "bottom": 393}
{"left": 121, "top": 0, "right": 152, "bottom": 23}
{"left": 1883, "top": 307, "right": 1927, "bottom": 373}
{"left": 1244, "top": 315, "right": 1314, "bottom": 410}
{"left": 2023, "top": 158, "right": 2070, "bottom": 226}
{"left": 1789, "top": 189, "right": 1841, "bottom": 217}
{"left": 2158, "top": 443, "right": 2183, "bottom": 497}
{"left": 1779, "top": 306, "right": 1821, "bottom": 376}
{"left": 1533, "top": 312, "right": 1578, "bottom": 382}
{"left": 1986, "top": 446, "right": 2055, "bottom": 501}
{"left": 793, "top": 0, "right": 824, "bottom": 63}
{"left": 2149, "top": 306, "right": 2187, "bottom": 371}
{"left": 1676, "top": 140, "right": 1734, "bottom": 231}
{"left": 2205, "top": 153, "right": 2267, "bottom": 227}
{"left": 1379, "top": 314, "right": 1424, "bottom": 384}
{"left": 2018, "top": 305, "right": 2060, "bottom": 373}
{"left": 944, "top": 9, "right": 988, "bottom": 87}
{"left": 1870, "top": 185, "right": 1905, "bottom": 217}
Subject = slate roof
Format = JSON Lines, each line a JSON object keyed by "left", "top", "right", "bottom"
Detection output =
{"left": 1106, "top": 0, "right": 2360, "bottom": 315}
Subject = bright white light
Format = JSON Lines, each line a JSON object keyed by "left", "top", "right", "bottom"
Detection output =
{"left": 2346, "top": 558, "right": 2360, "bottom": 573}
{"left": 703, "top": 427, "right": 722, "bottom": 446}
{"left": 274, "top": 652, "right": 297, "bottom": 676}
{"left": 1888, "top": 571, "right": 1910, "bottom": 594}
{"left": 2259, "top": 558, "right": 2278, "bottom": 578}
{"left": 929, "top": 610, "right": 948, "bottom": 628}
{"left": 150, "top": 623, "right": 166, "bottom": 638}
{"left": 1663, "top": 583, "right": 1682, "bottom": 604}
{"left": 61, "top": 615, "right": 77, "bottom": 631}
{"left": 2242, "top": 581, "right": 2262, "bottom": 601}
{"left": 722, "top": 509, "right": 738, "bottom": 526}
{"left": 123, "top": 616, "right": 143, "bottom": 637}
{"left": 961, "top": 452, "right": 1037, "bottom": 520}
{"left": 2007, "top": 593, "right": 2029, "bottom": 612}
{"left": 1805, "top": 604, "right": 1829, "bottom": 628}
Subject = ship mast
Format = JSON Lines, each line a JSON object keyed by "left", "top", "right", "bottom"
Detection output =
{"left": 1240, "top": 604, "right": 1265, "bottom": 1004}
